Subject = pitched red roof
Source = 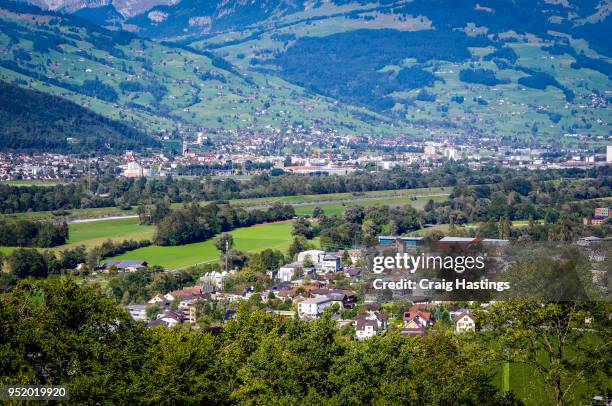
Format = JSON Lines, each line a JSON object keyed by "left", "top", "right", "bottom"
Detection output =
{"left": 403, "top": 309, "right": 431, "bottom": 321}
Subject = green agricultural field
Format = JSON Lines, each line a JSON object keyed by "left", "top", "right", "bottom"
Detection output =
{"left": 106, "top": 221, "right": 297, "bottom": 269}
{"left": 293, "top": 195, "right": 447, "bottom": 216}
{"left": 490, "top": 332, "right": 602, "bottom": 405}
{"left": 67, "top": 218, "right": 155, "bottom": 245}
{"left": 228, "top": 186, "right": 449, "bottom": 208}
{"left": 0, "top": 246, "right": 16, "bottom": 256}
{"left": 0, "top": 217, "right": 154, "bottom": 254}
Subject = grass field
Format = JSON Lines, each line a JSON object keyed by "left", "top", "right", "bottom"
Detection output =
{"left": 0, "top": 217, "right": 155, "bottom": 255}
{"left": 293, "top": 195, "right": 446, "bottom": 216}
{"left": 106, "top": 221, "right": 296, "bottom": 269}
{"left": 67, "top": 218, "right": 155, "bottom": 246}
{"left": 227, "top": 186, "right": 449, "bottom": 207}
{"left": 489, "top": 332, "right": 604, "bottom": 405}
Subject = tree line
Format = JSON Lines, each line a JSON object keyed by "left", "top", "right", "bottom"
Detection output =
{"left": 0, "top": 218, "right": 67, "bottom": 247}
{"left": 1, "top": 164, "right": 608, "bottom": 214}
{"left": 0, "top": 80, "right": 159, "bottom": 153}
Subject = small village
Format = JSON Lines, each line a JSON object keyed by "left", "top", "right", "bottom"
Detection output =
{"left": 103, "top": 230, "right": 609, "bottom": 341}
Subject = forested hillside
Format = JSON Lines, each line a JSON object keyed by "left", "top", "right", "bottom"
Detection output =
{"left": 0, "top": 81, "right": 159, "bottom": 152}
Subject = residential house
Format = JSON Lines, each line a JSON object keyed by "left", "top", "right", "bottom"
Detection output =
{"left": 103, "top": 260, "right": 148, "bottom": 272}
{"left": 297, "top": 297, "right": 333, "bottom": 319}
{"left": 147, "top": 294, "right": 168, "bottom": 306}
{"left": 354, "top": 312, "right": 388, "bottom": 340}
{"left": 164, "top": 286, "right": 204, "bottom": 302}
{"left": 278, "top": 262, "right": 302, "bottom": 282}
{"left": 320, "top": 253, "right": 341, "bottom": 272}
{"left": 594, "top": 207, "right": 611, "bottom": 218}
{"left": 146, "top": 319, "right": 171, "bottom": 328}
{"left": 147, "top": 310, "right": 184, "bottom": 328}
{"left": 344, "top": 267, "right": 361, "bottom": 279}
{"left": 297, "top": 249, "right": 325, "bottom": 265}
{"left": 586, "top": 207, "right": 611, "bottom": 225}
{"left": 453, "top": 311, "right": 476, "bottom": 333}
{"left": 403, "top": 305, "right": 434, "bottom": 328}
{"left": 363, "top": 303, "right": 382, "bottom": 313}
{"left": 310, "top": 288, "right": 357, "bottom": 309}
{"left": 400, "top": 326, "right": 429, "bottom": 336}
{"left": 437, "top": 236, "right": 480, "bottom": 251}
{"left": 348, "top": 249, "right": 364, "bottom": 264}
{"left": 178, "top": 296, "right": 200, "bottom": 324}
{"left": 199, "top": 271, "right": 231, "bottom": 289}
{"left": 328, "top": 289, "right": 357, "bottom": 309}
{"left": 127, "top": 304, "right": 149, "bottom": 322}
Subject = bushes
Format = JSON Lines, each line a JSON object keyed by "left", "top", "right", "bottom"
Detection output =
{"left": 94, "top": 239, "right": 151, "bottom": 259}
{"left": 8, "top": 248, "right": 48, "bottom": 278}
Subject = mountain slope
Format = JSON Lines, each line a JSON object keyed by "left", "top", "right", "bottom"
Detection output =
{"left": 0, "top": 0, "right": 395, "bottom": 145}
{"left": 3, "top": 0, "right": 611, "bottom": 145}
{"left": 0, "top": 80, "right": 159, "bottom": 152}
{"left": 181, "top": 0, "right": 611, "bottom": 143}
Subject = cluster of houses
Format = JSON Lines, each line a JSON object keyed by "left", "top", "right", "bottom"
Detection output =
{"left": 583, "top": 207, "right": 612, "bottom": 226}
{"left": 333, "top": 303, "right": 477, "bottom": 340}
{"left": 399, "top": 303, "right": 476, "bottom": 337}
{"left": 127, "top": 279, "right": 477, "bottom": 340}
{"left": 120, "top": 237, "right": 508, "bottom": 338}
{"left": 273, "top": 249, "right": 350, "bottom": 282}
{"left": 128, "top": 285, "right": 208, "bottom": 327}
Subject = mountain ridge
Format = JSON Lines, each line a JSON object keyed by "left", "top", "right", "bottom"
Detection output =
{"left": 1, "top": 0, "right": 610, "bottom": 146}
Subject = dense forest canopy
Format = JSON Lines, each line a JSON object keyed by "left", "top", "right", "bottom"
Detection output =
{"left": 0, "top": 278, "right": 609, "bottom": 404}
{"left": 274, "top": 29, "right": 486, "bottom": 111}
{"left": 0, "top": 81, "right": 160, "bottom": 153}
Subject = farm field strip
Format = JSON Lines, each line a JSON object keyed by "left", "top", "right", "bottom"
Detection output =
{"left": 106, "top": 221, "right": 296, "bottom": 269}
{"left": 0, "top": 186, "right": 450, "bottom": 221}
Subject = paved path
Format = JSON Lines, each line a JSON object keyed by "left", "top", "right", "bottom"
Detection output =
{"left": 67, "top": 215, "right": 139, "bottom": 224}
